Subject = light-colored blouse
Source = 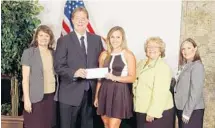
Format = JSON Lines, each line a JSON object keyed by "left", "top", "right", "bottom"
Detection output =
{"left": 39, "top": 48, "right": 55, "bottom": 94}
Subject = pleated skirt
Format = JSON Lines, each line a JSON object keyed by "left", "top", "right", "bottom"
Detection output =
{"left": 97, "top": 80, "right": 133, "bottom": 119}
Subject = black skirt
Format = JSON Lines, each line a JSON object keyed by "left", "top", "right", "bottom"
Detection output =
{"left": 136, "top": 108, "right": 175, "bottom": 128}
{"left": 176, "top": 109, "right": 204, "bottom": 128}
{"left": 23, "top": 93, "right": 55, "bottom": 128}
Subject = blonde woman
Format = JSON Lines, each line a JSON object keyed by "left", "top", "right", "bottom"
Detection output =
{"left": 94, "top": 26, "right": 136, "bottom": 128}
{"left": 133, "top": 37, "right": 174, "bottom": 128}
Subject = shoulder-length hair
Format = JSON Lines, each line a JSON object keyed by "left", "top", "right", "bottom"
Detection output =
{"left": 29, "top": 25, "right": 55, "bottom": 50}
{"left": 179, "top": 38, "right": 202, "bottom": 65}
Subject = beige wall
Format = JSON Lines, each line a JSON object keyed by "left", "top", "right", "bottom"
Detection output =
{"left": 181, "top": 1, "right": 215, "bottom": 128}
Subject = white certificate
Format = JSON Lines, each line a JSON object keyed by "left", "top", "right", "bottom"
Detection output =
{"left": 86, "top": 68, "right": 108, "bottom": 79}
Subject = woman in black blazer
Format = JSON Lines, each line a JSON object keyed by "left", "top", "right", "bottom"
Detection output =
{"left": 21, "top": 25, "right": 56, "bottom": 128}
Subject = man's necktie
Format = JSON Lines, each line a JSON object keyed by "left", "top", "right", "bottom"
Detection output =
{"left": 80, "top": 36, "right": 87, "bottom": 65}
{"left": 80, "top": 36, "right": 89, "bottom": 91}
{"left": 80, "top": 36, "right": 87, "bottom": 56}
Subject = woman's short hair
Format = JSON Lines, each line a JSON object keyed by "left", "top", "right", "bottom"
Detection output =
{"left": 179, "top": 38, "right": 202, "bottom": 65}
{"left": 144, "top": 37, "right": 166, "bottom": 58}
{"left": 30, "top": 25, "right": 55, "bottom": 50}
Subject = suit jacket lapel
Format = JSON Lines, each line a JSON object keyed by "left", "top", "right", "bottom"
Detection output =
{"left": 177, "top": 62, "right": 193, "bottom": 82}
{"left": 86, "top": 32, "right": 94, "bottom": 67}
{"left": 137, "top": 58, "right": 159, "bottom": 77}
{"left": 142, "top": 63, "right": 156, "bottom": 72}
{"left": 136, "top": 60, "right": 146, "bottom": 77}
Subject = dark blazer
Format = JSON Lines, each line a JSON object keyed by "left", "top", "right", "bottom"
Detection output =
{"left": 54, "top": 32, "right": 103, "bottom": 106}
{"left": 174, "top": 60, "right": 205, "bottom": 118}
{"left": 21, "top": 47, "right": 55, "bottom": 103}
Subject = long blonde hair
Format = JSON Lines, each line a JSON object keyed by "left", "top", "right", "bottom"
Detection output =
{"left": 105, "top": 26, "right": 128, "bottom": 63}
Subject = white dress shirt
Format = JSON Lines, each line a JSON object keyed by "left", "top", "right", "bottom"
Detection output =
{"left": 75, "top": 31, "right": 88, "bottom": 54}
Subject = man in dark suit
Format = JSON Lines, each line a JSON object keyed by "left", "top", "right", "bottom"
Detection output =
{"left": 54, "top": 7, "right": 103, "bottom": 128}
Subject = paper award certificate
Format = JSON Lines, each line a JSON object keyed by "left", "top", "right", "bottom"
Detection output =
{"left": 86, "top": 68, "right": 108, "bottom": 79}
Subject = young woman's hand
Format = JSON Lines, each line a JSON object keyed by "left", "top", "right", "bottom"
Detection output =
{"left": 105, "top": 73, "right": 117, "bottom": 82}
{"left": 94, "top": 97, "right": 98, "bottom": 108}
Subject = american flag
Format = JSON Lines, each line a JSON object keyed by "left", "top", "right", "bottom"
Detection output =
{"left": 61, "top": 0, "right": 95, "bottom": 36}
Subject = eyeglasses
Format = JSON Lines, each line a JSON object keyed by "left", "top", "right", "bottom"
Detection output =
{"left": 147, "top": 46, "right": 160, "bottom": 49}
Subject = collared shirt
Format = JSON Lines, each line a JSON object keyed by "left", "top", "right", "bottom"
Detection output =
{"left": 75, "top": 31, "right": 88, "bottom": 54}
